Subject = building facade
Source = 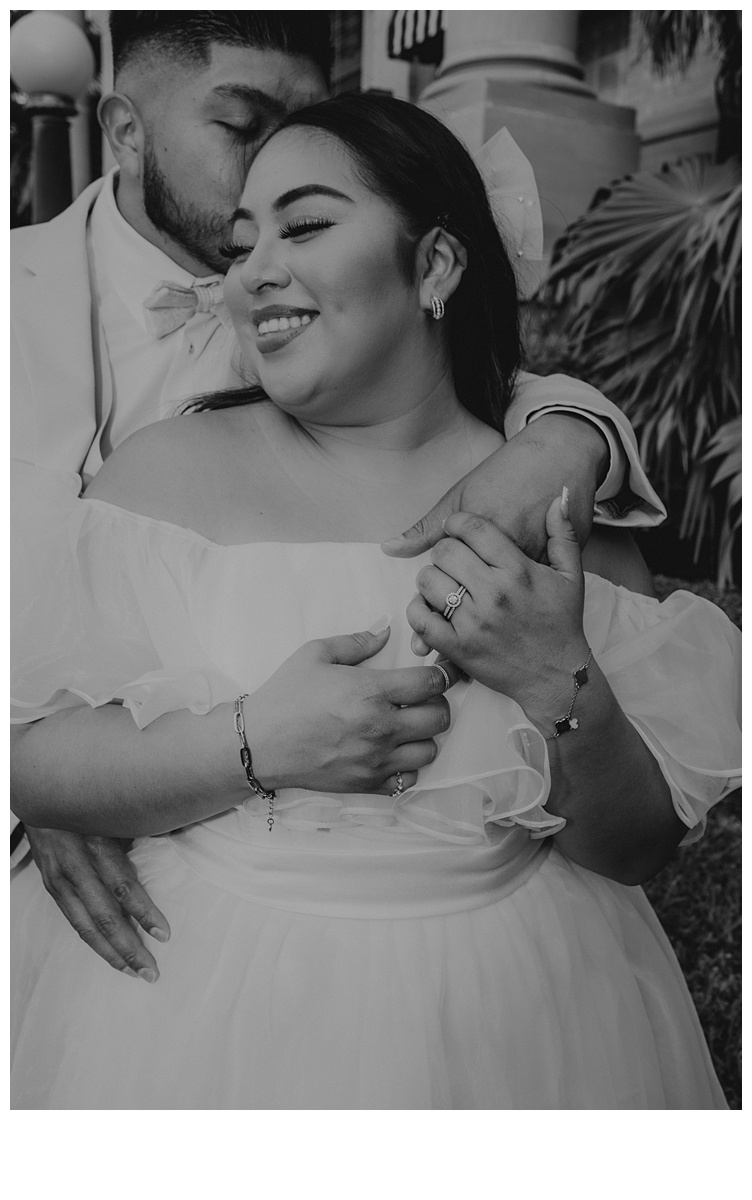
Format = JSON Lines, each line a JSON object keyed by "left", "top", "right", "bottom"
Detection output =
{"left": 14, "top": 10, "right": 724, "bottom": 244}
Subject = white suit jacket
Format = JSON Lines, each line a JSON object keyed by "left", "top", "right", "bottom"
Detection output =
{"left": 11, "top": 173, "right": 665, "bottom": 522}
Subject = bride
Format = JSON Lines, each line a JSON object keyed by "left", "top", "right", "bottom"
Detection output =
{"left": 11, "top": 94, "right": 740, "bottom": 1109}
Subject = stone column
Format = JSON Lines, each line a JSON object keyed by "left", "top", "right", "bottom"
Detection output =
{"left": 420, "top": 11, "right": 639, "bottom": 255}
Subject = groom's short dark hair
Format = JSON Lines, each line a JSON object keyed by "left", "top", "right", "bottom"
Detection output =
{"left": 109, "top": 10, "right": 333, "bottom": 85}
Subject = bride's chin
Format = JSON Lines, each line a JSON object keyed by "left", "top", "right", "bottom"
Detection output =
{"left": 263, "top": 384, "right": 321, "bottom": 414}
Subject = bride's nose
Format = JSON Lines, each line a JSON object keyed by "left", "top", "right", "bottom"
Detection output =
{"left": 239, "top": 247, "right": 292, "bottom": 295}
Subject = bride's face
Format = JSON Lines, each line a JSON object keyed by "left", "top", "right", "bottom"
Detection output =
{"left": 222, "top": 127, "right": 427, "bottom": 420}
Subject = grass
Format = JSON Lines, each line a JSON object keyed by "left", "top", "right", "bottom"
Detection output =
{"left": 642, "top": 575, "right": 741, "bottom": 1108}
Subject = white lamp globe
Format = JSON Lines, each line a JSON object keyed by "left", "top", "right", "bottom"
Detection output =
{"left": 10, "top": 11, "right": 96, "bottom": 102}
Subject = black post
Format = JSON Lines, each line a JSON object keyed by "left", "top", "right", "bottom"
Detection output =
{"left": 27, "top": 93, "right": 76, "bottom": 223}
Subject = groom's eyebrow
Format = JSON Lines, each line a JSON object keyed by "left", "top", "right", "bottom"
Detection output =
{"left": 209, "top": 83, "right": 287, "bottom": 120}
{"left": 231, "top": 186, "right": 354, "bottom": 224}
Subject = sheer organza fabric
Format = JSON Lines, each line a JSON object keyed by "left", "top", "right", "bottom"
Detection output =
{"left": 11, "top": 467, "right": 740, "bottom": 844}
{"left": 11, "top": 468, "right": 740, "bottom": 1108}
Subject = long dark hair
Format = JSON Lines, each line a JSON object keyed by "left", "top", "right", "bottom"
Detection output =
{"left": 189, "top": 93, "right": 521, "bottom": 431}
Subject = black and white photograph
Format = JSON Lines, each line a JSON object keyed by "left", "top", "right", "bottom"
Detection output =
{"left": 10, "top": 6, "right": 741, "bottom": 1126}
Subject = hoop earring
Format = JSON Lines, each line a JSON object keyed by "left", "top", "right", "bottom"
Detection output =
{"left": 430, "top": 296, "right": 445, "bottom": 320}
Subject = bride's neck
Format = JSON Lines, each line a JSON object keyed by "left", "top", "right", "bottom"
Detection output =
{"left": 288, "top": 375, "right": 481, "bottom": 474}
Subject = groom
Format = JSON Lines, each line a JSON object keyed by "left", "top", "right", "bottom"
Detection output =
{"left": 11, "top": 11, "right": 664, "bottom": 980}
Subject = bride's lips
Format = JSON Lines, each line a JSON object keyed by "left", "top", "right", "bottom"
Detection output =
{"left": 251, "top": 305, "right": 318, "bottom": 356}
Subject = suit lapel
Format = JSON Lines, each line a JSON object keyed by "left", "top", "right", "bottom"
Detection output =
{"left": 11, "top": 175, "right": 113, "bottom": 477}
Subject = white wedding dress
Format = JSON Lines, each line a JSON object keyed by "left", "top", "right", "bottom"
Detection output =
{"left": 11, "top": 469, "right": 740, "bottom": 1109}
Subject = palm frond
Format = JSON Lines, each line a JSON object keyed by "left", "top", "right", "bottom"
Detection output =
{"left": 538, "top": 156, "right": 741, "bottom": 584}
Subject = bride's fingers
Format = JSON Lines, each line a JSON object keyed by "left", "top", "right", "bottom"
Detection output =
{"left": 406, "top": 593, "right": 461, "bottom": 659}
{"left": 411, "top": 564, "right": 461, "bottom": 657}
{"left": 415, "top": 563, "right": 462, "bottom": 614}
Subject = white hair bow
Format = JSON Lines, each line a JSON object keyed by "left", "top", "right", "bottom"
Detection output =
{"left": 474, "top": 127, "right": 544, "bottom": 299}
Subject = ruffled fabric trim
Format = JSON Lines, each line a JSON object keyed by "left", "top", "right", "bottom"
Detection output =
{"left": 583, "top": 579, "right": 741, "bottom": 843}
{"left": 243, "top": 713, "right": 560, "bottom": 845}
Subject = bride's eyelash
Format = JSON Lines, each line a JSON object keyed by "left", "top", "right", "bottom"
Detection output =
{"left": 218, "top": 217, "right": 333, "bottom": 261}
{"left": 279, "top": 217, "right": 334, "bottom": 239}
{"left": 218, "top": 241, "right": 253, "bottom": 260}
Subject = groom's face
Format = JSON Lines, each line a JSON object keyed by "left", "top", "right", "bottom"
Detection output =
{"left": 138, "top": 43, "right": 328, "bottom": 274}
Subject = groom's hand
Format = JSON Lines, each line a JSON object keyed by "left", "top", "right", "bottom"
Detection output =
{"left": 24, "top": 825, "right": 170, "bottom": 981}
{"left": 381, "top": 413, "right": 607, "bottom": 562}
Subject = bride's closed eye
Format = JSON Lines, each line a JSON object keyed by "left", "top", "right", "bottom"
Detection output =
{"left": 219, "top": 217, "right": 335, "bottom": 262}
{"left": 279, "top": 217, "right": 335, "bottom": 240}
{"left": 219, "top": 241, "right": 254, "bottom": 262}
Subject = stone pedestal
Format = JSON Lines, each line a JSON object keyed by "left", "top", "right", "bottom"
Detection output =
{"left": 420, "top": 11, "right": 639, "bottom": 255}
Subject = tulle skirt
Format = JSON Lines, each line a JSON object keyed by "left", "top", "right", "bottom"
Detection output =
{"left": 11, "top": 811, "right": 726, "bottom": 1110}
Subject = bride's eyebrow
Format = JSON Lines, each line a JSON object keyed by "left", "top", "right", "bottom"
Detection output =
{"left": 272, "top": 185, "right": 354, "bottom": 212}
{"left": 231, "top": 186, "right": 353, "bottom": 226}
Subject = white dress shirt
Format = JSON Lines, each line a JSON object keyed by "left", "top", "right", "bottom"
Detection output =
{"left": 86, "top": 173, "right": 243, "bottom": 467}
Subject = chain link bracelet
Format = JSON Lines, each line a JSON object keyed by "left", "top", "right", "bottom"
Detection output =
{"left": 545, "top": 648, "right": 593, "bottom": 740}
{"left": 234, "top": 694, "right": 276, "bottom": 831}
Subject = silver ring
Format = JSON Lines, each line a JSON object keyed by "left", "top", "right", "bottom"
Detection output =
{"left": 435, "top": 664, "right": 451, "bottom": 693}
{"left": 390, "top": 771, "right": 405, "bottom": 798}
{"left": 442, "top": 585, "right": 466, "bottom": 620}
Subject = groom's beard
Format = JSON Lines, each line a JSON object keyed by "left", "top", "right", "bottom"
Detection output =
{"left": 142, "top": 143, "right": 231, "bottom": 275}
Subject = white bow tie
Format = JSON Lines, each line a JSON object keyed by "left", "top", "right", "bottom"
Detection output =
{"left": 143, "top": 279, "right": 227, "bottom": 339}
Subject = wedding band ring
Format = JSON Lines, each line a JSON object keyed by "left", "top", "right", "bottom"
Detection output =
{"left": 390, "top": 771, "right": 405, "bottom": 798}
{"left": 435, "top": 664, "right": 451, "bottom": 693}
{"left": 443, "top": 585, "right": 466, "bottom": 620}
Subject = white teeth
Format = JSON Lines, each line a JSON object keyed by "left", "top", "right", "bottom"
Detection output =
{"left": 257, "top": 313, "right": 314, "bottom": 335}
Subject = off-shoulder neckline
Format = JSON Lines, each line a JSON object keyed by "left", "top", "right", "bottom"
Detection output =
{"left": 80, "top": 500, "right": 631, "bottom": 599}
{"left": 82, "top": 496, "right": 389, "bottom": 550}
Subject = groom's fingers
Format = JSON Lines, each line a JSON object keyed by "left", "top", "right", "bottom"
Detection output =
{"left": 85, "top": 835, "right": 171, "bottom": 944}
{"left": 28, "top": 827, "right": 163, "bottom": 979}
{"left": 49, "top": 882, "right": 143, "bottom": 977}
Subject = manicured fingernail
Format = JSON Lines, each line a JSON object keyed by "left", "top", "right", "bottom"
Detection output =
{"left": 122, "top": 967, "right": 140, "bottom": 979}
{"left": 560, "top": 485, "right": 570, "bottom": 518}
{"left": 138, "top": 967, "right": 158, "bottom": 984}
{"left": 150, "top": 927, "right": 169, "bottom": 942}
{"left": 369, "top": 614, "right": 391, "bottom": 634}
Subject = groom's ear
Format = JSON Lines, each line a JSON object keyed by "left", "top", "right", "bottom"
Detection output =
{"left": 98, "top": 91, "right": 145, "bottom": 180}
{"left": 416, "top": 227, "right": 468, "bottom": 312}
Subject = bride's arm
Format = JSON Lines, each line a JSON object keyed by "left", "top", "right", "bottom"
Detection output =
{"left": 405, "top": 504, "right": 696, "bottom": 886}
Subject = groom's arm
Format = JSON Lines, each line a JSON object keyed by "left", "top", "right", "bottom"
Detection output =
{"left": 507, "top": 372, "right": 666, "bottom": 528}
{"left": 17, "top": 822, "right": 170, "bottom": 981}
{"left": 382, "top": 372, "right": 666, "bottom": 560}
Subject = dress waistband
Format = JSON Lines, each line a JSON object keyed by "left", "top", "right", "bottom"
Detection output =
{"left": 159, "top": 808, "right": 550, "bottom": 919}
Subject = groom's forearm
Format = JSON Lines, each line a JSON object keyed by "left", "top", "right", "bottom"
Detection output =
{"left": 486, "top": 412, "right": 609, "bottom": 559}
{"left": 382, "top": 409, "right": 611, "bottom": 562}
{"left": 11, "top": 703, "right": 247, "bottom": 838}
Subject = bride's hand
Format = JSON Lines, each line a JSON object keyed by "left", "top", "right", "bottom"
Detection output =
{"left": 243, "top": 626, "right": 460, "bottom": 796}
{"left": 405, "top": 494, "right": 589, "bottom": 730}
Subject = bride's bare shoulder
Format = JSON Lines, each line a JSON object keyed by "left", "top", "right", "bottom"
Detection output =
{"left": 84, "top": 405, "right": 268, "bottom": 526}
